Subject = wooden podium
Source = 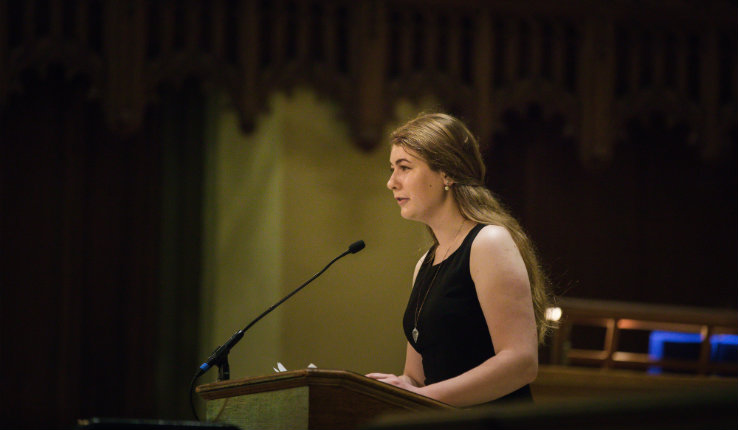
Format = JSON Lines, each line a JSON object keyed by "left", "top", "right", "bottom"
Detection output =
{"left": 196, "top": 369, "right": 451, "bottom": 429}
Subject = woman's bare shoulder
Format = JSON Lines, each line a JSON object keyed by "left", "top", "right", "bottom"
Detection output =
{"left": 472, "top": 225, "right": 518, "bottom": 254}
{"left": 470, "top": 224, "right": 526, "bottom": 279}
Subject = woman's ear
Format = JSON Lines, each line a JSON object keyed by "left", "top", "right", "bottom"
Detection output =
{"left": 441, "top": 172, "right": 453, "bottom": 187}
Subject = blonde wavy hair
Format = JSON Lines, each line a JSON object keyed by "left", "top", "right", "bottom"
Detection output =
{"left": 391, "top": 112, "right": 553, "bottom": 344}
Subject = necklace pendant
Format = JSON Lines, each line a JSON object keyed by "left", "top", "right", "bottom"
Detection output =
{"left": 412, "top": 327, "right": 419, "bottom": 343}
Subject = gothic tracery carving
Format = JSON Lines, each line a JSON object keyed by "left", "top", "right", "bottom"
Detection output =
{"left": 1, "top": 0, "right": 735, "bottom": 162}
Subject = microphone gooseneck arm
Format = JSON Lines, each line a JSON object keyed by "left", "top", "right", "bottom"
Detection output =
{"left": 240, "top": 241, "right": 362, "bottom": 335}
{"left": 190, "top": 240, "right": 365, "bottom": 420}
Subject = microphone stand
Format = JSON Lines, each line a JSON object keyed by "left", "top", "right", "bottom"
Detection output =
{"left": 190, "top": 240, "right": 365, "bottom": 420}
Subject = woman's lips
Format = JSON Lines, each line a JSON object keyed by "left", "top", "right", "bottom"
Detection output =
{"left": 396, "top": 197, "right": 408, "bottom": 206}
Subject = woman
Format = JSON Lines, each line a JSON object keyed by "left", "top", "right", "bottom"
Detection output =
{"left": 366, "top": 113, "right": 551, "bottom": 406}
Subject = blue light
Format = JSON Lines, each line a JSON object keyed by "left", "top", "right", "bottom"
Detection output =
{"left": 648, "top": 331, "right": 738, "bottom": 374}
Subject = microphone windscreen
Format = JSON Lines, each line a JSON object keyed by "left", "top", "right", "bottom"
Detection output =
{"left": 348, "top": 240, "right": 366, "bottom": 254}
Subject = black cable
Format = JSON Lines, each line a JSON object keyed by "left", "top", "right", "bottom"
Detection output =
{"left": 189, "top": 371, "right": 200, "bottom": 421}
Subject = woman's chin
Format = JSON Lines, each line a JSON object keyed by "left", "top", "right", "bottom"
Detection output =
{"left": 399, "top": 208, "right": 421, "bottom": 222}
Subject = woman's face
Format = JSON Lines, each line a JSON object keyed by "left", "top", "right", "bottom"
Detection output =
{"left": 387, "top": 145, "right": 447, "bottom": 223}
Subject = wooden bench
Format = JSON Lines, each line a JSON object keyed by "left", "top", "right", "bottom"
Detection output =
{"left": 548, "top": 298, "right": 738, "bottom": 375}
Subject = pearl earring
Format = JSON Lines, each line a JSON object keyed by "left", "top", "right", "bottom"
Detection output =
{"left": 444, "top": 185, "right": 450, "bottom": 191}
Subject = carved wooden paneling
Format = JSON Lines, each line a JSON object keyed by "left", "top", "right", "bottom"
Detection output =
{"left": 1, "top": 0, "right": 735, "bottom": 162}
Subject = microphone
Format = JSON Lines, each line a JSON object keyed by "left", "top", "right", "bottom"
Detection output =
{"left": 194, "top": 239, "right": 366, "bottom": 379}
{"left": 348, "top": 240, "right": 365, "bottom": 254}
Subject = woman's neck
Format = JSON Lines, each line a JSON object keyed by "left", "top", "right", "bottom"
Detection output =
{"left": 428, "top": 209, "right": 469, "bottom": 250}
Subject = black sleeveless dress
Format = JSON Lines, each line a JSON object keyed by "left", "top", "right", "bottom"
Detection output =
{"left": 402, "top": 223, "right": 532, "bottom": 403}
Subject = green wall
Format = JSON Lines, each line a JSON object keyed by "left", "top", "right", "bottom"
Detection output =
{"left": 199, "top": 89, "right": 432, "bottom": 383}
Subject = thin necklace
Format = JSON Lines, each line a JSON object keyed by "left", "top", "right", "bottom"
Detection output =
{"left": 412, "top": 219, "right": 467, "bottom": 343}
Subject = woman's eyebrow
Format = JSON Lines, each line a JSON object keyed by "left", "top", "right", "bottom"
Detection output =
{"left": 390, "top": 158, "right": 412, "bottom": 166}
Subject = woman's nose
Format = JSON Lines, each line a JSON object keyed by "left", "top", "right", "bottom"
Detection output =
{"left": 387, "top": 172, "right": 397, "bottom": 190}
